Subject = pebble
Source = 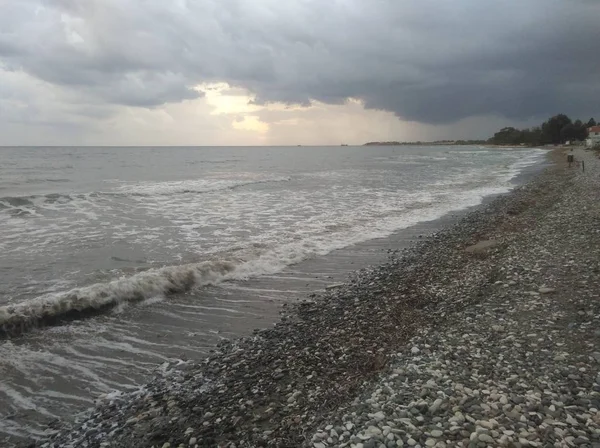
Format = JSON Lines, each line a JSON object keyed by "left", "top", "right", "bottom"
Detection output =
{"left": 308, "top": 151, "right": 600, "bottom": 448}
{"left": 39, "top": 149, "right": 600, "bottom": 448}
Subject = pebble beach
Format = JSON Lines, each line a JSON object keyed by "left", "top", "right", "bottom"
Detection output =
{"left": 33, "top": 147, "right": 600, "bottom": 448}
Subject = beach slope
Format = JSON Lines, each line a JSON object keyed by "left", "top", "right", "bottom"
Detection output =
{"left": 35, "top": 148, "right": 600, "bottom": 447}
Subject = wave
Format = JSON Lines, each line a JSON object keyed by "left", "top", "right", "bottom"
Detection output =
{"left": 451, "top": 149, "right": 492, "bottom": 154}
{"left": 503, "top": 148, "right": 547, "bottom": 181}
{"left": 0, "top": 188, "right": 442, "bottom": 336}
{"left": 25, "top": 178, "right": 71, "bottom": 184}
{"left": 1, "top": 242, "right": 331, "bottom": 337}
{"left": 0, "top": 194, "right": 82, "bottom": 213}
{"left": 0, "top": 197, "right": 35, "bottom": 208}
{"left": 0, "top": 176, "right": 292, "bottom": 213}
{"left": 401, "top": 155, "right": 449, "bottom": 161}
{"left": 429, "top": 149, "right": 545, "bottom": 190}
{"left": 0, "top": 153, "right": 546, "bottom": 337}
{"left": 0, "top": 166, "right": 531, "bottom": 338}
{"left": 0, "top": 261, "right": 238, "bottom": 337}
{"left": 114, "top": 175, "right": 291, "bottom": 196}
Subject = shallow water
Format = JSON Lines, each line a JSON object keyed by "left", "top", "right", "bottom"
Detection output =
{"left": 0, "top": 145, "right": 545, "bottom": 441}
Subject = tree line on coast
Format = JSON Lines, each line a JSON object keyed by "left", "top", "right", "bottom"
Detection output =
{"left": 489, "top": 115, "right": 596, "bottom": 146}
{"left": 363, "top": 114, "right": 597, "bottom": 147}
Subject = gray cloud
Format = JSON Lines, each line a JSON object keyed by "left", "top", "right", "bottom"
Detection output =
{"left": 1, "top": 0, "right": 599, "bottom": 126}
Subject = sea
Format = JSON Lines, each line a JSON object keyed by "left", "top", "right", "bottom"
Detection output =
{"left": 0, "top": 145, "right": 546, "bottom": 442}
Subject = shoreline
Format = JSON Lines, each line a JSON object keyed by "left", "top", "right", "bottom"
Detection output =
{"left": 0, "top": 149, "right": 547, "bottom": 445}
{"left": 0, "top": 149, "right": 544, "bottom": 340}
{"left": 308, "top": 146, "right": 600, "bottom": 447}
{"left": 31, "top": 147, "right": 598, "bottom": 448}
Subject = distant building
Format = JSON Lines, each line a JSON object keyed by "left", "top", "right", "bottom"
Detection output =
{"left": 587, "top": 126, "right": 600, "bottom": 147}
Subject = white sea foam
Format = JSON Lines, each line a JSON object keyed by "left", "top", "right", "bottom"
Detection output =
{"left": 114, "top": 175, "right": 291, "bottom": 196}
{"left": 0, "top": 146, "right": 550, "bottom": 442}
{"left": 0, "top": 175, "right": 291, "bottom": 213}
{"left": 0, "top": 261, "right": 237, "bottom": 334}
{"left": 450, "top": 149, "right": 493, "bottom": 154}
{"left": 504, "top": 148, "right": 547, "bottom": 181}
{"left": 0, "top": 147, "right": 546, "bottom": 336}
{"left": 0, "top": 168, "right": 533, "bottom": 336}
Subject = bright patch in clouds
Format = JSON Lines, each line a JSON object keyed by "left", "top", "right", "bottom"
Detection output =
{"left": 232, "top": 116, "right": 269, "bottom": 134}
{"left": 0, "top": 69, "right": 540, "bottom": 146}
{"left": 199, "top": 83, "right": 261, "bottom": 116}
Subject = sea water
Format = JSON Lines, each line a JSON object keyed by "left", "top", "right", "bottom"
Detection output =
{"left": 0, "top": 145, "right": 545, "bottom": 441}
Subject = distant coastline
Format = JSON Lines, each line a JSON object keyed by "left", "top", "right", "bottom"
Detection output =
{"left": 365, "top": 113, "right": 596, "bottom": 148}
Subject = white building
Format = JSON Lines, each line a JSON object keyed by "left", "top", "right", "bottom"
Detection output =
{"left": 587, "top": 126, "right": 600, "bottom": 147}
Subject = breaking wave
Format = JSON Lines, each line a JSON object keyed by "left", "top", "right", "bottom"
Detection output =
{"left": 114, "top": 176, "right": 292, "bottom": 196}
{"left": 1, "top": 197, "right": 36, "bottom": 208}
{"left": 0, "top": 160, "right": 537, "bottom": 338}
{"left": 0, "top": 261, "right": 238, "bottom": 337}
{"left": 0, "top": 176, "right": 292, "bottom": 213}
{"left": 0, "top": 238, "right": 335, "bottom": 337}
{"left": 0, "top": 150, "right": 546, "bottom": 338}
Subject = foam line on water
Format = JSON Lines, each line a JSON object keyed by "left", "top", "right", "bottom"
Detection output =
{"left": 0, "top": 189, "right": 509, "bottom": 336}
{"left": 0, "top": 260, "right": 237, "bottom": 337}
{"left": 116, "top": 335, "right": 212, "bottom": 353}
{"left": 75, "top": 340, "right": 171, "bottom": 362}
{"left": 172, "top": 303, "right": 245, "bottom": 313}
{"left": 0, "top": 175, "right": 292, "bottom": 214}
{"left": 114, "top": 175, "right": 292, "bottom": 196}
{"left": 0, "top": 383, "right": 54, "bottom": 417}
{"left": 0, "top": 149, "right": 545, "bottom": 338}
{"left": 62, "top": 346, "right": 154, "bottom": 369}
{"left": 18, "top": 385, "right": 93, "bottom": 405}
{"left": 0, "top": 419, "right": 50, "bottom": 440}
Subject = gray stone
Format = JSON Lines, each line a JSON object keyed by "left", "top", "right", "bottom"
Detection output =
{"left": 465, "top": 240, "right": 500, "bottom": 254}
{"left": 363, "top": 440, "right": 377, "bottom": 448}
{"left": 372, "top": 411, "right": 386, "bottom": 421}
{"left": 429, "top": 399, "right": 443, "bottom": 413}
{"left": 477, "top": 434, "right": 494, "bottom": 443}
{"left": 430, "top": 429, "right": 443, "bottom": 438}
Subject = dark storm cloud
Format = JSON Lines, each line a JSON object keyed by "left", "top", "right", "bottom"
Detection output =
{"left": 1, "top": 0, "right": 599, "bottom": 122}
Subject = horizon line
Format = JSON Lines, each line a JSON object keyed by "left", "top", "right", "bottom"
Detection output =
{"left": 0, "top": 142, "right": 490, "bottom": 148}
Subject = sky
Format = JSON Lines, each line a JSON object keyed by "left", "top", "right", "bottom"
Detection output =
{"left": 1, "top": 0, "right": 599, "bottom": 146}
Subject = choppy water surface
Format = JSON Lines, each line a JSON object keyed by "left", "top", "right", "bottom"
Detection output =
{"left": 0, "top": 145, "right": 545, "bottom": 441}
